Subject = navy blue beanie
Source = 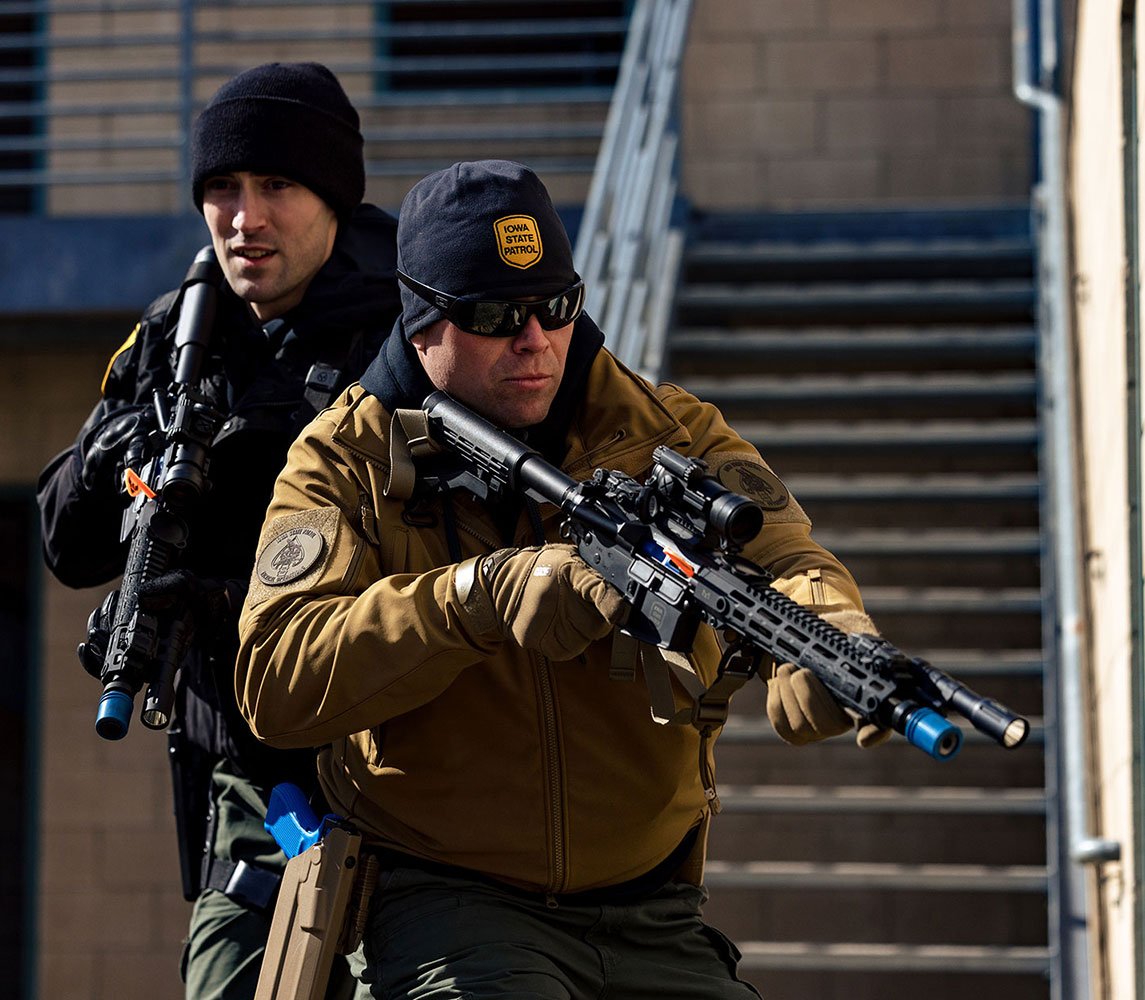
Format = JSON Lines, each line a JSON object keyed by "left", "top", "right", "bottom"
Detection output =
{"left": 191, "top": 62, "right": 365, "bottom": 221}
{"left": 397, "top": 160, "right": 577, "bottom": 339}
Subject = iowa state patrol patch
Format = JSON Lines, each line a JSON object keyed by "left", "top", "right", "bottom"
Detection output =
{"left": 256, "top": 525, "right": 326, "bottom": 585}
{"left": 495, "top": 214, "right": 543, "bottom": 269}
{"left": 715, "top": 457, "right": 791, "bottom": 511}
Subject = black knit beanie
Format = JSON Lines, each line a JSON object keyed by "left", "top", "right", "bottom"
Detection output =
{"left": 397, "top": 160, "right": 577, "bottom": 339}
{"left": 191, "top": 62, "right": 365, "bottom": 221}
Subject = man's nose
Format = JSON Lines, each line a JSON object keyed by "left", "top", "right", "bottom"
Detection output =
{"left": 233, "top": 187, "right": 268, "bottom": 232}
{"left": 511, "top": 314, "right": 548, "bottom": 352}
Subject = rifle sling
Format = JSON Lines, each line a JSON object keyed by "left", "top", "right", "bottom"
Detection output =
{"left": 386, "top": 408, "right": 443, "bottom": 500}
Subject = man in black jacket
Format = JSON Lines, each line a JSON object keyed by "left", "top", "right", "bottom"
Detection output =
{"left": 36, "top": 62, "right": 400, "bottom": 1000}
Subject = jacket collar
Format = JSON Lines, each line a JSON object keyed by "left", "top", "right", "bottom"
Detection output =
{"left": 562, "top": 351, "right": 691, "bottom": 479}
{"left": 339, "top": 322, "right": 692, "bottom": 479}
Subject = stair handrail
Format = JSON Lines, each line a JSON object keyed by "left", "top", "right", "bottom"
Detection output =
{"left": 1013, "top": 0, "right": 1119, "bottom": 997}
{"left": 573, "top": 0, "right": 693, "bottom": 380}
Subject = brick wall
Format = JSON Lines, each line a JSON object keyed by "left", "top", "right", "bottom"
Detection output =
{"left": 3, "top": 343, "right": 189, "bottom": 1000}
{"left": 680, "top": 0, "right": 1032, "bottom": 208}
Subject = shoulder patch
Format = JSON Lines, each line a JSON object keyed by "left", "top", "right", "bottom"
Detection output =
{"left": 714, "top": 457, "right": 790, "bottom": 511}
{"left": 247, "top": 506, "right": 346, "bottom": 610}
{"left": 256, "top": 525, "right": 326, "bottom": 585}
{"left": 102, "top": 324, "right": 139, "bottom": 394}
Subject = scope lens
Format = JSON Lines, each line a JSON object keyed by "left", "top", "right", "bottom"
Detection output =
{"left": 709, "top": 493, "right": 764, "bottom": 547}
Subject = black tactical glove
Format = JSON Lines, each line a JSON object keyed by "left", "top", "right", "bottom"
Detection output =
{"left": 136, "top": 571, "right": 245, "bottom": 649}
{"left": 79, "top": 406, "right": 153, "bottom": 494}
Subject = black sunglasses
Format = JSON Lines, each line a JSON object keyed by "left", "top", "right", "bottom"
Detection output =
{"left": 397, "top": 269, "right": 586, "bottom": 338}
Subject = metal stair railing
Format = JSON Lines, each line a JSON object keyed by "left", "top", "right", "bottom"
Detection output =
{"left": 572, "top": 0, "right": 692, "bottom": 379}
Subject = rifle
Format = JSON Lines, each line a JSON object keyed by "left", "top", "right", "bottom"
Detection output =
{"left": 421, "top": 390, "right": 1030, "bottom": 761}
{"left": 89, "top": 245, "right": 226, "bottom": 741}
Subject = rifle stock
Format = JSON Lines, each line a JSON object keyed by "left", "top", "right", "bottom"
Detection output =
{"left": 422, "top": 390, "right": 1030, "bottom": 761}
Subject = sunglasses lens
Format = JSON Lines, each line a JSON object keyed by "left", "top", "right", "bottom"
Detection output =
{"left": 464, "top": 301, "right": 516, "bottom": 336}
{"left": 542, "top": 283, "right": 585, "bottom": 328}
{"left": 450, "top": 281, "right": 585, "bottom": 337}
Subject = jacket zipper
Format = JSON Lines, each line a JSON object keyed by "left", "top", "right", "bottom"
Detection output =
{"left": 534, "top": 652, "right": 565, "bottom": 901}
{"left": 358, "top": 492, "right": 380, "bottom": 546}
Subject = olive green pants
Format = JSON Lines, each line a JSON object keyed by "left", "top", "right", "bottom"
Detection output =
{"left": 347, "top": 866, "right": 761, "bottom": 999}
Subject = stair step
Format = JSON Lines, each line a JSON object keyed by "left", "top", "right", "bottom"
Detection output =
{"left": 786, "top": 473, "right": 1039, "bottom": 504}
{"left": 716, "top": 785, "right": 1046, "bottom": 815}
{"left": 860, "top": 585, "right": 1042, "bottom": 614}
{"left": 674, "top": 280, "right": 1035, "bottom": 326}
{"left": 904, "top": 648, "right": 1045, "bottom": 676}
{"left": 685, "top": 238, "right": 1035, "bottom": 282}
{"left": 812, "top": 528, "right": 1040, "bottom": 557}
{"left": 733, "top": 941, "right": 1050, "bottom": 974}
{"left": 702, "top": 860, "right": 1047, "bottom": 892}
{"left": 736, "top": 419, "right": 1038, "bottom": 451}
{"left": 669, "top": 326, "right": 1036, "bottom": 369}
{"left": 683, "top": 372, "right": 1036, "bottom": 407}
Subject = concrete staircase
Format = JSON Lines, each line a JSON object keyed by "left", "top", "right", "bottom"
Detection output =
{"left": 664, "top": 207, "right": 1050, "bottom": 1000}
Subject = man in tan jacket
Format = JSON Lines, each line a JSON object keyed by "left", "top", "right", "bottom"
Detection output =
{"left": 236, "top": 159, "right": 883, "bottom": 999}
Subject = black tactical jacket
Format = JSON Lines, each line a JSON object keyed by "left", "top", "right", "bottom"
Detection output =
{"left": 36, "top": 203, "right": 401, "bottom": 780}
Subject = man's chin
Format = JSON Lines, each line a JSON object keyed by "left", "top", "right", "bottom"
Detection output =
{"left": 499, "top": 401, "right": 555, "bottom": 429}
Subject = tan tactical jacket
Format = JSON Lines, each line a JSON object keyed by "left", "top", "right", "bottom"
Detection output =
{"left": 236, "top": 348, "right": 866, "bottom": 894}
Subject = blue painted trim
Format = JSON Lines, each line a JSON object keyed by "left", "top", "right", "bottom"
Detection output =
{"left": 0, "top": 207, "right": 583, "bottom": 317}
{"left": 0, "top": 215, "right": 211, "bottom": 314}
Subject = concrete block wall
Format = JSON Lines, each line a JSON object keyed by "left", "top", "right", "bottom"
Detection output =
{"left": 44, "top": 5, "right": 375, "bottom": 215}
{"left": 3, "top": 341, "right": 190, "bottom": 999}
{"left": 38, "top": 3, "right": 594, "bottom": 217}
{"left": 680, "top": 0, "right": 1032, "bottom": 208}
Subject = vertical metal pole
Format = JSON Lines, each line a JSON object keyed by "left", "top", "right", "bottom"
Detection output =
{"left": 1121, "top": 7, "right": 1145, "bottom": 997}
{"left": 1015, "top": 0, "right": 1123, "bottom": 996}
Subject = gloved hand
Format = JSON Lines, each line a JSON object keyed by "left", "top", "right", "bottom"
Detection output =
{"left": 766, "top": 607, "right": 893, "bottom": 749}
{"left": 136, "top": 570, "right": 245, "bottom": 648}
{"left": 766, "top": 662, "right": 855, "bottom": 746}
{"left": 457, "top": 543, "right": 627, "bottom": 661}
{"left": 79, "top": 406, "right": 152, "bottom": 494}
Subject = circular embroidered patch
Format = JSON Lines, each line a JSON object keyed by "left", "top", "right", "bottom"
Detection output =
{"left": 716, "top": 459, "right": 790, "bottom": 511}
{"left": 256, "top": 526, "right": 326, "bottom": 586}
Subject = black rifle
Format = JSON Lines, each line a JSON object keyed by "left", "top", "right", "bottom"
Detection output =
{"left": 421, "top": 390, "right": 1030, "bottom": 761}
{"left": 90, "top": 246, "right": 226, "bottom": 742}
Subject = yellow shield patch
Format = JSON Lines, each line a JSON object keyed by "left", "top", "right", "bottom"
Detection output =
{"left": 494, "top": 214, "right": 543, "bottom": 270}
